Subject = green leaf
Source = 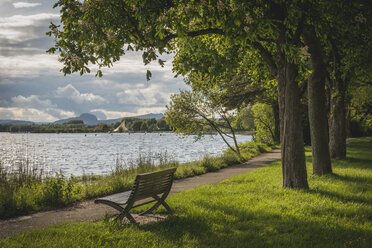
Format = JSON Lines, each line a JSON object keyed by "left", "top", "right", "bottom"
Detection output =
{"left": 146, "top": 70, "right": 152, "bottom": 81}
{"left": 96, "top": 70, "right": 103, "bottom": 77}
{"left": 158, "top": 59, "right": 166, "bottom": 67}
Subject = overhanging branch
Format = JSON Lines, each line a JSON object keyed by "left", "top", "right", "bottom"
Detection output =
{"left": 250, "top": 41, "right": 277, "bottom": 77}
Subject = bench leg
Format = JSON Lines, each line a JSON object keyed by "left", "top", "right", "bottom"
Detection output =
{"left": 116, "top": 210, "right": 137, "bottom": 224}
{"left": 139, "top": 195, "right": 172, "bottom": 216}
{"left": 97, "top": 201, "right": 137, "bottom": 224}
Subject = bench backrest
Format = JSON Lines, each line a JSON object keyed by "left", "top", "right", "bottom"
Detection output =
{"left": 129, "top": 168, "right": 176, "bottom": 202}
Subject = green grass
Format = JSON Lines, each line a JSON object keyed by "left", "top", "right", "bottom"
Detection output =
{"left": 0, "top": 141, "right": 273, "bottom": 219}
{"left": 1, "top": 137, "right": 371, "bottom": 247}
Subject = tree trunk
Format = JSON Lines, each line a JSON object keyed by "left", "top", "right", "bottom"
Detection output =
{"left": 303, "top": 26, "right": 332, "bottom": 175}
{"left": 346, "top": 107, "right": 351, "bottom": 138}
{"left": 253, "top": 34, "right": 308, "bottom": 189}
{"left": 329, "top": 84, "right": 346, "bottom": 158}
{"left": 277, "top": 54, "right": 309, "bottom": 189}
{"left": 272, "top": 100, "right": 281, "bottom": 144}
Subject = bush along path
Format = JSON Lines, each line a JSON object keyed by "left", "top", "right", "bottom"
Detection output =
{"left": 0, "top": 149, "right": 281, "bottom": 238}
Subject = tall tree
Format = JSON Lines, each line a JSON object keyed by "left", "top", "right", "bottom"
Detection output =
{"left": 302, "top": 25, "right": 332, "bottom": 175}
{"left": 52, "top": 0, "right": 365, "bottom": 189}
{"left": 328, "top": 6, "right": 371, "bottom": 158}
{"left": 309, "top": 0, "right": 371, "bottom": 159}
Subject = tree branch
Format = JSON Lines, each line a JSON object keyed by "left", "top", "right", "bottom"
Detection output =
{"left": 220, "top": 112, "right": 241, "bottom": 155}
{"left": 250, "top": 41, "right": 277, "bottom": 77}
{"left": 256, "top": 116, "right": 275, "bottom": 142}
{"left": 194, "top": 108, "right": 237, "bottom": 153}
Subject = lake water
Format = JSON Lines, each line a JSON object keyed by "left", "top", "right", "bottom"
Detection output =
{"left": 0, "top": 133, "right": 251, "bottom": 176}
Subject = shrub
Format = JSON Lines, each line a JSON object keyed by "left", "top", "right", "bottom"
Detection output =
{"left": 39, "top": 173, "right": 73, "bottom": 207}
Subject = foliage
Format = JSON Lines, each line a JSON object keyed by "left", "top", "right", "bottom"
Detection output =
{"left": 252, "top": 103, "right": 275, "bottom": 144}
{"left": 232, "top": 106, "right": 255, "bottom": 131}
{"left": 130, "top": 120, "right": 143, "bottom": 132}
{"left": 349, "top": 84, "right": 372, "bottom": 136}
{"left": 165, "top": 90, "right": 242, "bottom": 156}
{"left": 2, "top": 138, "right": 371, "bottom": 247}
{"left": 123, "top": 117, "right": 170, "bottom": 132}
{"left": 66, "top": 120, "right": 84, "bottom": 125}
{"left": 0, "top": 141, "right": 272, "bottom": 219}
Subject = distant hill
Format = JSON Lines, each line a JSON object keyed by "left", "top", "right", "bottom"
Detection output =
{"left": 0, "top": 113, "right": 165, "bottom": 125}
{"left": 54, "top": 113, "right": 99, "bottom": 125}
{"left": 99, "top": 113, "right": 164, "bottom": 125}
{"left": 133, "top": 113, "right": 164, "bottom": 120}
{"left": 0, "top": 120, "right": 35, "bottom": 125}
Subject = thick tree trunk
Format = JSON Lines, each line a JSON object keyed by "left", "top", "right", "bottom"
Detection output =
{"left": 253, "top": 35, "right": 308, "bottom": 189}
{"left": 277, "top": 56, "right": 309, "bottom": 189}
{"left": 303, "top": 26, "right": 332, "bottom": 175}
{"left": 329, "top": 85, "right": 346, "bottom": 158}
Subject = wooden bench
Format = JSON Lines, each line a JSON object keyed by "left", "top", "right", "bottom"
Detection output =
{"left": 94, "top": 168, "right": 176, "bottom": 223}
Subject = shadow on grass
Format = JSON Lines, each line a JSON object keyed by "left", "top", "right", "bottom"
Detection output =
{"left": 136, "top": 201, "right": 371, "bottom": 248}
{"left": 309, "top": 187, "right": 372, "bottom": 206}
{"left": 336, "top": 157, "right": 372, "bottom": 169}
{"left": 308, "top": 171, "right": 372, "bottom": 205}
{"left": 327, "top": 173, "right": 372, "bottom": 185}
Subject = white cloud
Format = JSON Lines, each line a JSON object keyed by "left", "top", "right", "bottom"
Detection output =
{"left": 0, "top": 13, "right": 59, "bottom": 28}
{"left": 116, "top": 89, "right": 146, "bottom": 105}
{"left": 116, "top": 83, "right": 169, "bottom": 106}
{"left": 136, "top": 106, "right": 166, "bottom": 115}
{"left": 56, "top": 84, "right": 108, "bottom": 104}
{"left": 0, "top": 29, "right": 23, "bottom": 40}
{"left": 13, "top": 2, "right": 42, "bottom": 8}
{"left": 1, "top": 95, "right": 76, "bottom": 121}
{"left": 0, "top": 107, "right": 57, "bottom": 122}
{"left": 45, "top": 108, "right": 75, "bottom": 119}
{"left": 0, "top": 54, "right": 60, "bottom": 77}
{"left": 11, "top": 95, "right": 56, "bottom": 108}
{"left": 99, "top": 52, "right": 175, "bottom": 76}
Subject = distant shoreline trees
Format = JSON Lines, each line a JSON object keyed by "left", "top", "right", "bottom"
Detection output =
{"left": 0, "top": 118, "right": 173, "bottom": 133}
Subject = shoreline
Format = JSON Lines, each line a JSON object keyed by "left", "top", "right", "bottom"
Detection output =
{"left": 0, "top": 149, "right": 281, "bottom": 238}
{"left": 0, "top": 140, "right": 274, "bottom": 220}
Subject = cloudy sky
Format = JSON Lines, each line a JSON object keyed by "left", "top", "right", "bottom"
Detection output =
{"left": 0, "top": 0, "right": 188, "bottom": 122}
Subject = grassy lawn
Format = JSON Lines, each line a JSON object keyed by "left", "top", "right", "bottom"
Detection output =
{"left": 1, "top": 137, "right": 371, "bottom": 247}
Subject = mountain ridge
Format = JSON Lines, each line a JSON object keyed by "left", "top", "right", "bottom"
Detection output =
{"left": 0, "top": 113, "right": 164, "bottom": 125}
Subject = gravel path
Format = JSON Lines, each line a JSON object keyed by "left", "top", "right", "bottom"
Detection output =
{"left": 0, "top": 149, "right": 281, "bottom": 238}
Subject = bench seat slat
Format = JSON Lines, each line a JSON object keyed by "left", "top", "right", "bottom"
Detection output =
{"left": 95, "top": 191, "right": 131, "bottom": 205}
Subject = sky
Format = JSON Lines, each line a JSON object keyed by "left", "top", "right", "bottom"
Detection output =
{"left": 0, "top": 0, "right": 188, "bottom": 122}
